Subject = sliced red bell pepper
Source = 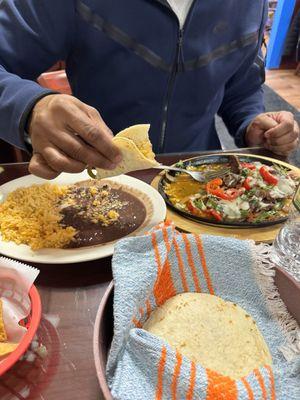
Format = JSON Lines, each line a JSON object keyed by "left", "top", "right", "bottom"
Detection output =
{"left": 241, "top": 162, "right": 256, "bottom": 170}
{"left": 207, "top": 177, "right": 241, "bottom": 200}
{"left": 208, "top": 209, "right": 222, "bottom": 221}
{"left": 259, "top": 166, "right": 278, "bottom": 185}
{"left": 209, "top": 187, "right": 239, "bottom": 200}
{"left": 206, "top": 178, "right": 223, "bottom": 194}
{"left": 208, "top": 188, "right": 224, "bottom": 198}
{"left": 243, "top": 177, "right": 253, "bottom": 190}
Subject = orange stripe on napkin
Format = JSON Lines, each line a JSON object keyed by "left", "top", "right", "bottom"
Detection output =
{"left": 254, "top": 369, "right": 267, "bottom": 400}
{"left": 186, "top": 361, "right": 196, "bottom": 400}
{"left": 174, "top": 236, "right": 189, "bottom": 292}
{"left": 162, "top": 227, "right": 171, "bottom": 252}
{"left": 194, "top": 234, "right": 214, "bottom": 294}
{"left": 241, "top": 377, "right": 254, "bottom": 400}
{"left": 164, "top": 219, "right": 174, "bottom": 228}
{"left": 132, "top": 317, "right": 142, "bottom": 328}
{"left": 139, "top": 307, "right": 144, "bottom": 319}
{"left": 265, "top": 365, "right": 276, "bottom": 400}
{"left": 171, "top": 350, "right": 183, "bottom": 400}
{"left": 206, "top": 370, "right": 238, "bottom": 400}
{"left": 131, "top": 307, "right": 145, "bottom": 328}
{"left": 146, "top": 299, "right": 152, "bottom": 319}
{"left": 152, "top": 232, "right": 163, "bottom": 276}
{"left": 153, "top": 231, "right": 176, "bottom": 306}
{"left": 155, "top": 346, "right": 167, "bottom": 400}
{"left": 182, "top": 234, "right": 201, "bottom": 292}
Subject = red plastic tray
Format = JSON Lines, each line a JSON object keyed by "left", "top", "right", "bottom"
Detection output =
{"left": 0, "top": 284, "right": 42, "bottom": 376}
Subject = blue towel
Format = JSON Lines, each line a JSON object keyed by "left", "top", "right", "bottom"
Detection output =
{"left": 107, "top": 223, "right": 300, "bottom": 399}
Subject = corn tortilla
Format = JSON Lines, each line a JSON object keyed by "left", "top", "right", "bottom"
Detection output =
{"left": 92, "top": 124, "right": 159, "bottom": 179}
{"left": 0, "top": 342, "right": 18, "bottom": 357}
{"left": 143, "top": 293, "right": 272, "bottom": 379}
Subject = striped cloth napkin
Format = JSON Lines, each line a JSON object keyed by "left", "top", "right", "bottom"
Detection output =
{"left": 106, "top": 222, "right": 300, "bottom": 399}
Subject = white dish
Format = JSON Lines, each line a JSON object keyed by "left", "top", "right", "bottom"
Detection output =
{"left": 0, "top": 172, "right": 166, "bottom": 264}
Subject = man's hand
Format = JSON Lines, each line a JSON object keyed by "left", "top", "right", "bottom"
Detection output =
{"left": 245, "top": 111, "right": 299, "bottom": 156}
{"left": 28, "top": 94, "right": 122, "bottom": 179}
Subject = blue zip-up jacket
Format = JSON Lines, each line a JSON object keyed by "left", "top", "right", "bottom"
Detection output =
{"left": 0, "top": 0, "right": 267, "bottom": 153}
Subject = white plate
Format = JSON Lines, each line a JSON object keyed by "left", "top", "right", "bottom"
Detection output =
{"left": 0, "top": 172, "right": 166, "bottom": 264}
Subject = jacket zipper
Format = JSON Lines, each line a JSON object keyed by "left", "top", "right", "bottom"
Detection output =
{"left": 158, "top": 0, "right": 197, "bottom": 153}
{"left": 158, "top": 29, "right": 183, "bottom": 152}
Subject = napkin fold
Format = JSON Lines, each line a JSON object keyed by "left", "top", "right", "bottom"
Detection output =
{"left": 0, "top": 257, "right": 39, "bottom": 344}
{"left": 107, "top": 223, "right": 300, "bottom": 400}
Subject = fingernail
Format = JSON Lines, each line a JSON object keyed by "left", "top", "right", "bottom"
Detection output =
{"left": 264, "top": 132, "right": 270, "bottom": 138}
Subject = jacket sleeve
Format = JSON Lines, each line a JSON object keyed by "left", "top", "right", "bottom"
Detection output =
{"left": 0, "top": 0, "right": 75, "bottom": 150}
{"left": 218, "top": 2, "right": 268, "bottom": 148}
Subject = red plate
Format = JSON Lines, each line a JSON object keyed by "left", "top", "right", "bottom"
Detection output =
{"left": 0, "top": 284, "right": 42, "bottom": 376}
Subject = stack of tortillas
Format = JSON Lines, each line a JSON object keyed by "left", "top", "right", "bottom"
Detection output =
{"left": 90, "top": 124, "right": 159, "bottom": 179}
{"left": 143, "top": 293, "right": 272, "bottom": 379}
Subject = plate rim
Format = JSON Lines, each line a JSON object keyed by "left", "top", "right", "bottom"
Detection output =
{"left": 0, "top": 172, "right": 166, "bottom": 264}
{"left": 93, "top": 281, "right": 114, "bottom": 400}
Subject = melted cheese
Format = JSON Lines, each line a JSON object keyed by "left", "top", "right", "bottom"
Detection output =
{"left": 219, "top": 198, "right": 249, "bottom": 219}
{"left": 164, "top": 181, "right": 202, "bottom": 204}
{"left": 269, "top": 177, "right": 296, "bottom": 199}
{"left": 277, "top": 177, "right": 295, "bottom": 195}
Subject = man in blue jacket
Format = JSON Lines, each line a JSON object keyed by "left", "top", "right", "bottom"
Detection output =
{"left": 0, "top": 0, "right": 299, "bottom": 179}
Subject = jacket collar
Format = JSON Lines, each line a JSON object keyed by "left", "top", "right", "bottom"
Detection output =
{"left": 151, "top": 0, "right": 172, "bottom": 9}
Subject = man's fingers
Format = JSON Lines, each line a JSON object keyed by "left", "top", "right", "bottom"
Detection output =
{"left": 253, "top": 114, "right": 278, "bottom": 130}
{"left": 28, "top": 153, "right": 60, "bottom": 180}
{"left": 245, "top": 114, "right": 278, "bottom": 146}
{"left": 42, "top": 145, "right": 87, "bottom": 173}
{"left": 66, "top": 107, "right": 121, "bottom": 164}
{"left": 264, "top": 121, "right": 294, "bottom": 140}
{"left": 266, "top": 139, "right": 299, "bottom": 156}
{"left": 29, "top": 95, "right": 122, "bottom": 177}
{"left": 266, "top": 126, "right": 299, "bottom": 146}
{"left": 264, "top": 113, "right": 294, "bottom": 140}
{"left": 76, "top": 112, "right": 121, "bottom": 163}
{"left": 72, "top": 99, "right": 113, "bottom": 138}
{"left": 50, "top": 131, "right": 117, "bottom": 170}
{"left": 86, "top": 106, "right": 114, "bottom": 138}
{"left": 266, "top": 111, "right": 294, "bottom": 125}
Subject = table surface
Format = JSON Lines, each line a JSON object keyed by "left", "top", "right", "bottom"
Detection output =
{"left": 0, "top": 147, "right": 293, "bottom": 399}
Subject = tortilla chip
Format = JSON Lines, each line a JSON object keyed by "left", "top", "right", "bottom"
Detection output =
{"left": 144, "top": 293, "right": 272, "bottom": 379}
{"left": 0, "top": 299, "right": 7, "bottom": 342}
{"left": 92, "top": 124, "right": 159, "bottom": 179}
{"left": 0, "top": 342, "right": 18, "bottom": 357}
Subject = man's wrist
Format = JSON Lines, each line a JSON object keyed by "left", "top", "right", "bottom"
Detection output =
{"left": 244, "top": 122, "right": 254, "bottom": 147}
{"left": 243, "top": 113, "right": 264, "bottom": 147}
{"left": 234, "top": 118, "right": 255, "bottom": 148}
